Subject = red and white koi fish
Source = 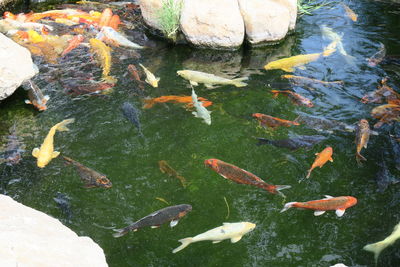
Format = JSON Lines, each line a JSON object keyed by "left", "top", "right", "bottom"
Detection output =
{"left": 281, "top": 195, "right": 357, "bottom": 217}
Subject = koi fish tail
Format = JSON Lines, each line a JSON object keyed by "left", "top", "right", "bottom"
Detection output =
{"left": 113, "top": 226, "right": 133, "bottom": 238}
{"left": 273, "top": 185, "right": 291, "bottom": 197}
{"left": 55, "top": 118, "right": 75, "bottom": 132}
{"left": 356, "top": 152, "right": 367, "bottom": 163}
{"left": 363, "top": 240, "right": 387, "bottom": 264}
{"left": 143, "top": 98, "right": 155, "bottom": 109}
{"left": 231, "top": 77, "right": 248, "bottom": 87}
{"left": 62, "top": 156, "right": 73, "bottom": 165}
{"left": 280, "top": 202, "right": 297, "bottom": 213}
{"left": 322, "top": 46, "right": 336, "bottom": 57}
{"left": 172, "top": 237, "right": 193, "bottom": 253}
{"left": 306, "top": 169, "right": 312, "bottom": 179}
{"left": 270, "top": 90, "right": 280, "bottom": 98}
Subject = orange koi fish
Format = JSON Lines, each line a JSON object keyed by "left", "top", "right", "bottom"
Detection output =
{"left": 143, "top": 96, "right": 212, "bottom": 109}
{"left": 271, "top": 90, "right": 313, "bottom": 107}
{"left": 62, "top": 34, "right": 84, "bottom": 56}
{"left": 127, "top": 64, "right": 145, "bottom": 90}
{"left": 371, "top": 104, "right": 400, "bottom": 128}
{"left": 98, "top": 8, "right": 113, "bottom": 28}
{"left": 342, "top": 3, "right": 358, "bottom": 22}
{"left": 355, "top": 119, "right": 370, "bottom": 163}
{"left": 26, "top": 9, "right": 87, "bottom": 22}
{"left": 306, "top": 146, "right": 333, "bottom": 178}
{"left": 205, "top": 159, "right": 291, "bottom": 197}
{"left": 361, "top": 77, "right": 400, "bottom": 104}
{"left": 252, "top": 113, "right": 299, "bottom": 129}
{"left": 108, "top": 15, "right": 120, "bottom": 30}
{"left": 281, "top": 195, "right": 357, "bottom": 217}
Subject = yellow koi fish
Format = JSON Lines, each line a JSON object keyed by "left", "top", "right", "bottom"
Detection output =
{"left": 32, "top": 118, "right": 75, "bottom": 168}
{"left": 139, "top": 63, "right": 160, "bottom": 87}
{"left": 264, "top": 45, "right": 336, "bottom": 72}
{"left": 342, "top": 3, "right": 357, "bottom": 22}
{"left": 89, "top": 38, "right": 116, "bottom": 83}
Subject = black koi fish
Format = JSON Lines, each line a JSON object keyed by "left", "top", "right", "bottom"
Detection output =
{"left": 255, "top": 135, "right": 327, "bottom": 150}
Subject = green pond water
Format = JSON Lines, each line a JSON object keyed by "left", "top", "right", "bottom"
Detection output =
{"left": 1, "top": 1, "right": 400, "bottom": 266}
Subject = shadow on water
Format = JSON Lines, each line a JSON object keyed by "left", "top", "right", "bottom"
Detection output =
{"left": 1, "top": 0, "right": 400, "bottom": 266}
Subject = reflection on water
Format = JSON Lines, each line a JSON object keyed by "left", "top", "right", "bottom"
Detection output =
{"left": 1, "top": 1, "right": 400, "bottom": 266}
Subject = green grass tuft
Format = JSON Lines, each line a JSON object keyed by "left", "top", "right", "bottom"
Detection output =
{"left": 157, "top": 0, "right": 183, "bottom": 42}
{"left": 297, "top": 0, "right": 333, "bottom": 16}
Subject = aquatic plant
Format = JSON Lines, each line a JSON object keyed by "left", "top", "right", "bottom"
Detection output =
{"left": 297, "top": 0, "right": 332, "bottom": 16}
{"left": 157, "top": 0, "right": 183, "bottom": 42}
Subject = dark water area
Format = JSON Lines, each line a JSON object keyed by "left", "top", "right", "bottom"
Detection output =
{"left": 1, "top": 1, "right": 400, "bottom": 266}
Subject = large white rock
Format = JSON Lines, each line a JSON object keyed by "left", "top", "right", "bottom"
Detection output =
{"left": 180, "top": 0, "right": 245, "bottom": 49}
{"left": 238, "top": 0, "right": 291, "bottom": 44}
{"left": 0, "top": 194, "right": 108, "bottom": 267}
{"left": 0, "top": 33, "right": 38, "bottom": 100}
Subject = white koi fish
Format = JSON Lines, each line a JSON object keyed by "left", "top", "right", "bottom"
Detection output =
{"left": 191, "top": 88, "right": 211, "bottom": 125}
{"left": 320, "top": 25, "right": 355, "bottom": 65}
{"left": 139, "top": 63, "right": 160, "bottom": 88}
{"left": 32, "top": 118, "right": 74, "bottom": 168}
{"left": 172, "top": 222, "right": 256, "bottom": 253}
{"left": 363, "top": 222, "right": 400, "bottom": 264}
{"left": 177, "top": 70, "right": 248, "bottom": 88}
{"left": 98, "top": 26, "right": 144, "bottom": 49}
{"left": 0, "top": 18, "right": 53, "bottom": 32}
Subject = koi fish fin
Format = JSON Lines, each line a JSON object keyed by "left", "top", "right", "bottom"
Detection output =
{"left": 32, "top": 148, "right": 40, "bottom": 158}
{"left": 306, "top": 169, "right": 312, "bottom": 179}
{"left": 335, "top": 208, "right": 345, "bottom": 217}
{"left": 231, "top": 77, "right": 248, "bottom": 87}
{"left": 314, "top": 210, "right": 326, "bottom": 216}
{"left": 151, "top": 225, "right": 160, "bottom": 229}
{"left": 324, "top": 195, "right": 334, "bottom": 199}
{"left": 172, "top": 237, "right": 193, "bottom": 253}
{"left": 315, "top": 152, "right": 319, "bottom": 156}
{"left": 170, "top": 220, "right": 179, "bottom": 228}
{"left": 363, "top": 240, "right": 388, "bottom": 264}
{"left": 44, "top": 95, "right": 50, "bottom": 102}
{"left": 282, "top": 67, "right": 294, "bottom": 72}
{"left": 142, "top": 98, "right": 155, "bottom": 109}
{"left": 213, "top": 240, "right": 222, "bottom": 244}
{"left": 52, "top": 151, "right": 60, "bottom": 158}
{"left": 113, "top": 226, "right": 133, "bottom": 238}
{"left": 275, "top": 185, "right": 291, "bottom": 198}
{"left": 280, "top": 202, "right": 297, "bottom": 213}
{"left": 156, "top": 77, "right": 160, "bottom": 83}
{"left": 298, "top": 66, "right": 306, "bottom": 70}
{"left": 356, "top": 153, "right": 367, "bottom": 162}
{"left": 329, "top": 157, "right": 333, "bottom": 162}
{"left": 231, "top": 236, "right": 242, "bottom": 243}
{"left": 364, "top": 143, "right": 368, "bottom": 149}
{"left": 189, "top": 80, "right": 198, "bottom": 86}
{"left": 192, "top": 111, "right": 200, "bottom": 118}
{"left": 270, "top": 90, "right": 280, "bottom": 98}
{"left": 25, "top": 100, "right": 32, "bottom": 105}
{"left": 205, "top": 84, "right": 215, "bottom": 89}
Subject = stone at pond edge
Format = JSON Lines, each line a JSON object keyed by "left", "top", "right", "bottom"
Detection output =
{"left": 238, "top": 0, "right": 292, "bottom": 44}
{"left": 0, "top": 33, "right": 38, "bottom": 101}
{"left": 0, "top": 194, "right": 108, "bottom": 267}
{"left": 180, "top": 0, "right": 245, "bottom": 49}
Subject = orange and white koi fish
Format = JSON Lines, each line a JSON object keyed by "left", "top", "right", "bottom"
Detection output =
{"left": 205, "top": 159, "right": 291, "bottom": 197}
{"left": 98, "top": 26, "right": 144, "bottom": 49}
{"left": 143, "top": 95, "right": 212, "bottom": 109}
{"left": 252, "top": 113, "right": 299, "bottom": 129}
{"left": 264, "top": 45, "right": 336, "bottom": 72}
{"left": 342, "top": 3, "right": 358, "bottom": 22}
{"left": 62, "top": 34, "right": 84, "bottom": 56}
{"left": 271, "top": 90, "right": 313, "bottom": 107}
{"left": 24, "top": 80, "right": 50, "bottom": 111}
{"left": 89, "top": 38, "right": 115, "bottom": 83}
{"left": 98, "top": 8, "right": 113, "bottom": 28}
{"left": 306, "top": 146, "right": 333, "bottom": 178}
{"left": 281, "top": 195, "right": 357, "bottom": 217}
{"left": 355, "top": 119, "right": 370, "bottom": 163}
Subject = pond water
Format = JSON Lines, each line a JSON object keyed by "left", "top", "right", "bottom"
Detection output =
{"left": 1, "top": 1, "right": 400, "bottom": 266}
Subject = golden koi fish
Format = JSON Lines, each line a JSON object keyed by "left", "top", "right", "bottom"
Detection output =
{"left": 32, "top": 118, "right": 74, "bottom": 168}
{"left": 264, "top": 45, "right": 336, "bottom": 72}
{"left": 342, "top": 3, "right": 358, "bottom": 22}
{"left": 139, "top": 63, "right": 160, "bottom": 88}
{"left": 89, "top": 38, "right": 116, "bottom": 83}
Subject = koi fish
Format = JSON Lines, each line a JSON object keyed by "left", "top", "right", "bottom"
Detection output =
{"left": 363, "top": 222, "right": 400, "bottom": 264}
{"left": 127, "top": 64, "right": 145, "bottom": 90}
{"left": 306, "top": 146, "right": 333, "bottom": 178}
{"left": 252, "top": 113, "right": 299, "bottom": 129}
{"left": 173, "top": 222, "right": 256, "bottom": 253}
{"left": 255, "top": 135, "right": 327, "bottom": 150}
{"left": 1, "top": 123, "right": 24, "bottom": 166}
{"left": 143, "top": 95, "right": 212, "bottom": 109}
{"left": 177, "top": 70, "right": 248, "bottom": 88}
{"left": 0, "top": 18, "right": 53, "bottom": 33}
{"left": 191, "top": 88, "right": 211, "bottom": 125}
{"left": 296, "top": 114, "right": 354, "bottom": 133}
{"left": 342, "top": 3, "right": 358, "bottom": 22}
{"left": 98, "top": 8, "right": 113, "bottom": 28}
{"left": 355, "top": 119, "right": 370, "bottom": 163}
{"left": 139, "top": 63, "right": 160, "bottom": 87}
{"left": 89, "top": 38, "right": 115, "bottom": 82}
{"left": 26, "top": 9, "right": 88, "bottom": 22}
{"left": 23, "top": 80, "right": 50, "bottom": 111}
{"left": 61, "top": 34, "right": 84, "bottom": 56}
{"left": 264, "top": 45, "right": 335, "bottom": 72}
{"left": 64, "top": 81, "right": 114, "bottom": 95}
{"left": 320, "top": 25, "right": 355, "bottom": 65}
{"left": 159, "top": 160, "right": 187, "bottom": 188}
{"left": 361, "top": 77, "right": 400, "bottom": 104}
{"left": 32, "top": 118, "right": 74, "bottom": 168}
{"left": 281, "top": 195, "right": 357, "bottom": 217}
{"left": 204, "top": 159, "right": 291, "bottom": 197}
{"left": 121, "top": 102, "right": 141, "bottom": 134}
{"left": 108, "top": 15, "right": 121, "bottom": 30}
{"left": 375, "top": 151, "right": 399, "bottom": 193}
{"left": 113, "top": 204, "right": 192, "bottom": 237}
{"left": 63, "top": 156, "right": 112, "bottom": 188}
{"left": 271, "top": 90, "right": 313, "bottom": 107}
{"left": 98, "top": 26, "right": 144, "bottom": 49}
{"left": 281, "top": 75, "right": 343, "bottom": 87}
{"left": 367, "top": 43, "right": 386, "bottom": 67}
{"left": 389, "top": 133, "right": 400, "bottom": 171}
